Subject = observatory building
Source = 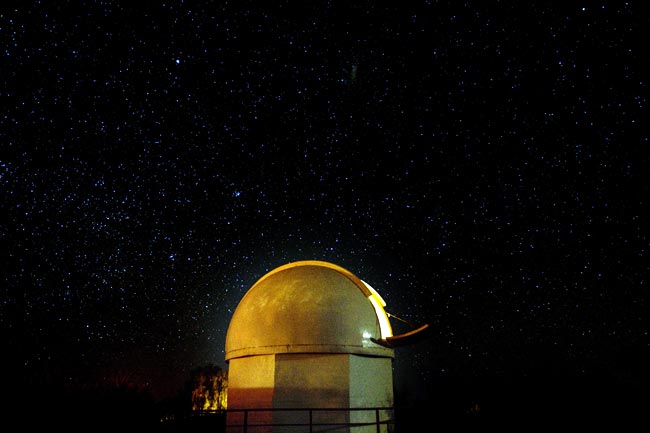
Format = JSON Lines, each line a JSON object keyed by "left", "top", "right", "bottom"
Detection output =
{"left": 225, "top": 260, "right": 428, "bottom": 433}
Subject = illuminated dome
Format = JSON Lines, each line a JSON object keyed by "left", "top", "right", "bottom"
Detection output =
{"left": 225, "top": 260, "right": 395, "bottom": 361}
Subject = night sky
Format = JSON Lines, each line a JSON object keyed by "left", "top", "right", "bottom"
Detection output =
{"left": 3, "top": 0, "right": 649, "bottom": 419}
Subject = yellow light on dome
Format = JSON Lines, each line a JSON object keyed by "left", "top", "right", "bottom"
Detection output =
{"left": 362, "top": 280, "right": 393, "bottom": 339}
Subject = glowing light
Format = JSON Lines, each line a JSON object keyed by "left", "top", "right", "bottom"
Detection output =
{"left": 362, "top": 280, "right": 393, "bottom": 339}
{"left": 190, "top": 367, "right": 228, "bottom": 412}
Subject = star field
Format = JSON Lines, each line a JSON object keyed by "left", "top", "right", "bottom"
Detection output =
{"left": 3, "top": 0, "right": 649, "bottom": 418}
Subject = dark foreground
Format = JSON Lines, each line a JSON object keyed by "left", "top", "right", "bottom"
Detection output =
{"left": 12, "top": 376, "right": 647, "bottom": 432}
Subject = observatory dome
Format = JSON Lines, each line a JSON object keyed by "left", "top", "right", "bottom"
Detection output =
{"left": 225, "top": 261, "right": 395, "bottom": 361}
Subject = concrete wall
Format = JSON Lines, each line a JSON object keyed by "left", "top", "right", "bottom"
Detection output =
{"left": 349, "top": 355, "right": 394, "bottom": 433}
{"left": 273, "top": 353, "right": 350, "bottom": 432}
{"left": 226, "top": 353, "right": 394, "bottom": 433}
{"left": 226, "top": 354, "right": 275, "bottom": 433}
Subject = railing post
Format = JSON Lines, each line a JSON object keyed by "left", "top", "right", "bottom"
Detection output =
{"left": 376, "top": 408, "right": 380, "bottom": 433}
{"left": 243, "top": 409, "right": 248, "bottom": 433}
{"left": 309, "top": 409, "right": 313, "bottom": 433}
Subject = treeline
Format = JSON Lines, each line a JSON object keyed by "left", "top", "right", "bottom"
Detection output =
{"left": 22, "top": 364, "right": 227, "bottom": 432}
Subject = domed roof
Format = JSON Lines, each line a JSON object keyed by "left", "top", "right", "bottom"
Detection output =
{"left": 225, "top": 261, "right": 395, "bottom": 361}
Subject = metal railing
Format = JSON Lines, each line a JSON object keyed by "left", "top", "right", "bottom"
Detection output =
{"left": 225, "top": 406, "right": 395, "bottom": 432}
